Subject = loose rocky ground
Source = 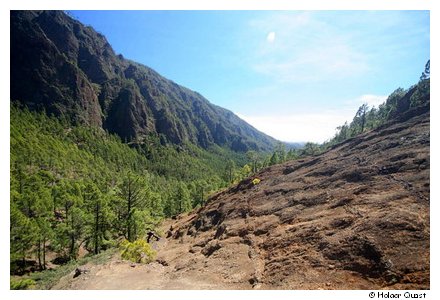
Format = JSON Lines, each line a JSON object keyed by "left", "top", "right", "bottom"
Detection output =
{"left": 54, "top": 107, "right": 430, "bottom": 290}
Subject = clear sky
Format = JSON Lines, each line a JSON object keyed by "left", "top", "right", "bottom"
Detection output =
{"left": 69, "top": 10, "right": 430, "bottom": 143}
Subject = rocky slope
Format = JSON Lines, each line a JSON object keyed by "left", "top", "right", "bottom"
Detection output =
{"left": 56, "top": 106, "right": 429, "bottom": 290}
{"left": 10, "top": 10, "right": 276, "bottom": 151}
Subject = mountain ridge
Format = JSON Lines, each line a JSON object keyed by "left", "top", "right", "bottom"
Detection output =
{"left": 10, "top": 10, "right": 277, "bottom": 152}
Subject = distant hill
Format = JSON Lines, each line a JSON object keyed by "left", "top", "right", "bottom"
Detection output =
{"left": 10, "top": 10, "right": 277, "bottom": 152}
{"left": 285, "top": 142, "right": 306, "bottom": 149}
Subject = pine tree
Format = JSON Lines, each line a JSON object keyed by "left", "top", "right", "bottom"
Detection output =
{"left": 35, "top": 217, "right": 53, "bottom": 270}
{"left": 302, "top": 142, "right": 320, "bottom": 156}
{"left": 354, "top": 103, "right": 369, "bottom": 134}
{"left": 225, "top": 159, "right": 236, "bottom": 184}
{"left": 10, "top": 203, "right": 36, "bottom": 272}
{"left": 246, "top": 150, "right": 259, "bottom": 173}
{"left": 175, "top": 182, "right": 192, "bottom": 214}
{"left": 83, "top": 182, "right": 111, "bottom": 254}
{"left": 274, "top": 142, "right": 287, "bottom": 163}
{"left": 118, "top": 172, "right": 147, "bottom": 242}
{"left": 269, "top": 152, "right": 279, "bottom": 166}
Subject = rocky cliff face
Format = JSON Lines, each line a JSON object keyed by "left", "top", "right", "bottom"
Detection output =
{"left": 11, "top": 10, "right": 276, "bottom": 151}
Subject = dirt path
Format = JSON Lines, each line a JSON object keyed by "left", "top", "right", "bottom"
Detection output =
{"left": 52, "top": 218, "right": 249, "bottom": 290}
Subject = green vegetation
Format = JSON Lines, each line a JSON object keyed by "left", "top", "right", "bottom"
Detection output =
{"left": 243, "top": 142, "right": 302, "bottom": 172}
{"left": 119, "top": 239, "right": 156, "bottom": 264}
{"left": 326, "top": 74, "right": 429, "bottom": 148}
{"left": 10, "top": 278, "right": 36, "bottom": 290}
{"left": 10, "top": 105, "right": 252, "bottom": 276}
{"left": 327, "top": 61, "right": 429, "bottom": 148}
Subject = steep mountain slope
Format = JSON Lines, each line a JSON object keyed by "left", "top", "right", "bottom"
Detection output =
{"left": 10, "top": 10, "right": 276, "bottom": 151}
{"left": 55, "top": 106, "right": 429, "bottom": 290}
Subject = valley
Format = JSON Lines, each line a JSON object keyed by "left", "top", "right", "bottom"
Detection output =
{"left": 9, "top": 10, "right": 430, "bottom": 290}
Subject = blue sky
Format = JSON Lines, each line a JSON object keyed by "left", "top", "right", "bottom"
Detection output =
{"left": 70, "top": 10, "right": 430, "bottom": 143}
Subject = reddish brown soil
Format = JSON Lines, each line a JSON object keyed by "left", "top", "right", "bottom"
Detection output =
{"left": 55, "top": 109, "right": 429, "bottom": 290}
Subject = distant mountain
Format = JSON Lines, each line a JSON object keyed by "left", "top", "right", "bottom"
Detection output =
{"left": 10, "top": 10, "right": 277, "bottom": 152}
{"left": 285, "top": 142, "right": 306, "bottom": 149}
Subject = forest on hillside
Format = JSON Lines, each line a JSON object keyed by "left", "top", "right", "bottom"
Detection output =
{"left": 10, "top": 104, "right": 253, "bottom": 273}
{"left": 10, "top": 105, "right": 292, "bottom": 276}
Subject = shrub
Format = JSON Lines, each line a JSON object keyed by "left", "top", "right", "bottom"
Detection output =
{"left": 119, "top": 239, "right": 156, "bottom": 264}
{"left": 10, "top": 278, "right": 36, "bottom": 290}
{"left": 252, "top": 178, "right": 261, "bottom": 185}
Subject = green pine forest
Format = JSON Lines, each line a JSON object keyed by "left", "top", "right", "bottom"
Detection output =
{"left": 10, "top": 62, "right": 429, "bottom": 282}
{"left": 10, "top": 104, "right": 250, "bottom": 273}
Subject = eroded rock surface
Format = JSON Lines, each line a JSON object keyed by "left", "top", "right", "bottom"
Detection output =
{"left": 165, "top": 109, "right": 429, "bottom": 289}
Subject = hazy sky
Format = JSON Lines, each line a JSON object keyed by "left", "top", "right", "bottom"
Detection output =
{"left": 70, "top": 10, "right": 430, "bottom": 143}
